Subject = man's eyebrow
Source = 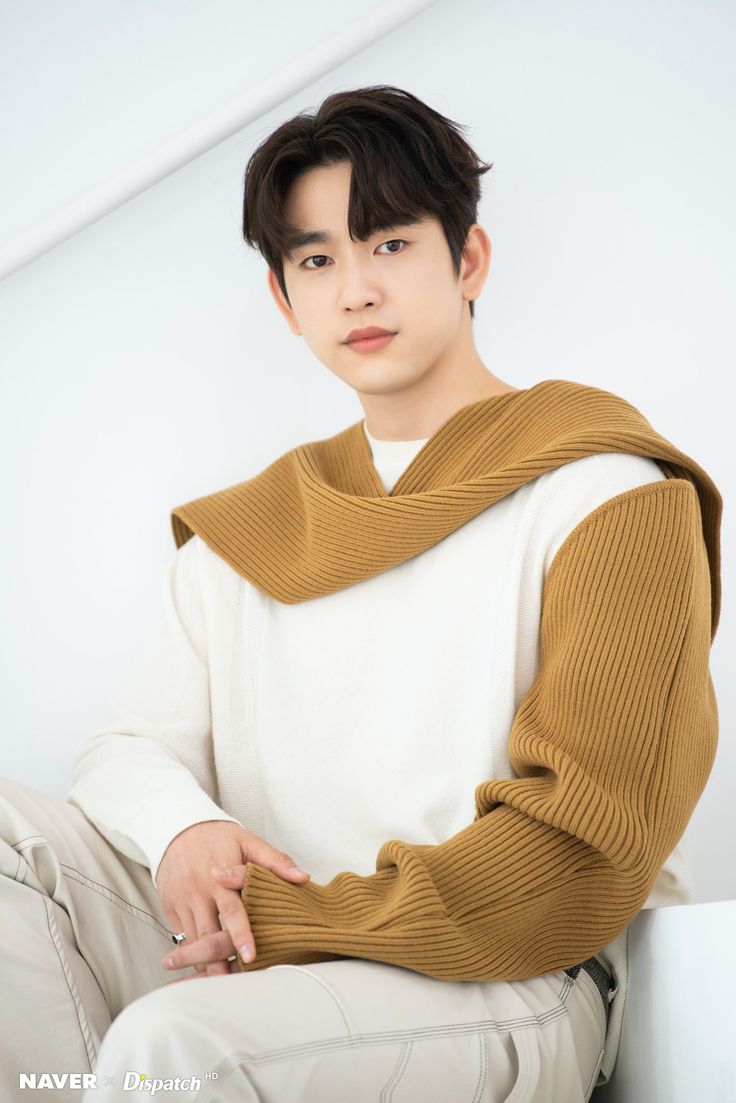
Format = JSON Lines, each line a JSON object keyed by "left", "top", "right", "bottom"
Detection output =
{"left": 284, "top": 229, "right": 334, "bottom": 255}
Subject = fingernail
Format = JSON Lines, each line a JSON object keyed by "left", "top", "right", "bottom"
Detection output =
{"left": 289, "top": 867, "right": 309, "bottom": 877}
{"left": 212, "top": 866, "right": 231, "bottom": 877}
{"left": 163, "top": 956, "right": 174, "bottom": 968}
{"left": 240, "top": 945, "right": 254, "bottom": 963}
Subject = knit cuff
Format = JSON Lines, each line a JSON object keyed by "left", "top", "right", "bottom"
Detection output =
{"left": 237, "top": 860, "right": 410, "bottom": 973}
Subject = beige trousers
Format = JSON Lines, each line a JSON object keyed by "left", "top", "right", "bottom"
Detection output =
{"left": 0, "top": 777, "right": 607, "bottom": 1102}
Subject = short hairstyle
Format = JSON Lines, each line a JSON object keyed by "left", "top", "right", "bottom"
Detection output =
{"left": 241, "top": 84, "right": 493, "bottom": 320}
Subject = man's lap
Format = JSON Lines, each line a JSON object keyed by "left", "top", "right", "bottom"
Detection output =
{"left": 84, "top": 955, "right": 607, "bottom": 1101}
{"left": 0, "top": 778, "right": 606, "bottom": 1101}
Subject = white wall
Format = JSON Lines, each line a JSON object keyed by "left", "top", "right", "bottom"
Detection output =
{"left": 1, "top": 0, "right": 733, "bottom": 904}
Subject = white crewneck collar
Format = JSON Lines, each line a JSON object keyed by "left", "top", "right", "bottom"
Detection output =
{"left": 362, "top": 420, "right": 430, "bottom": 494}
{"left": 362, "top": 420, "right": 429, "bottom": 466}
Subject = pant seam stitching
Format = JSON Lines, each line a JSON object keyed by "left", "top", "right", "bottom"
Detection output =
{"left": 10, "top": 838, "right": 170, "bottom": 938}
{"left": 41, "top": 894, "right": 97, "bottom": 1070}
{"left": 380, "top": 1039, "right": 413, "bottom": 1102}
{"left": 59, "top": 864, "right": 171, "bottom": 939}
{"left": 266, "top": 964, "right": 354, "bottom": 1038}
{"left": 473, "top": 1031, "right": 489, "bottom": 1103}
{"left": 197, "top": 1000, "right": 571, "bottom": 1082}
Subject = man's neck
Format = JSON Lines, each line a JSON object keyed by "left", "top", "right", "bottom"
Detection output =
{"left": 361, "top": 375, "right": 521, "bottom": 441}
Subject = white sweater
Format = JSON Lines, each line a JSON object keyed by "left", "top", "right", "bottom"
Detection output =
{"left": 66, "top": 419, "right": 697, "bottom": 1084}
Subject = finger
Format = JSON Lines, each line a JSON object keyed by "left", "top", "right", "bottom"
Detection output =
{"left": 163, "top": 904, "right": 186, "bottom": 946}
{"left": 210, "top": 864, "right": 245, "bottom": 887}
{"left": 192, "top": 901, "right": 231, "bottom": 978}
{"left": 163, "top": 928, "right": 233, "bottom": 972}
{"left": 214, "top": 884, "right": 257, "bottom": 965}
{"left": 181, "top": 906, "right": 207, "bottom": 972}
{"left": 162, "top": 905, "right": 204, "bottom": 973}
{"left": 211, "top": 861, "right": 309, "bottom": 889}
{"left": 219, "top": 837, "right": 311, "bottom": 883}
{"left": 162, "top": 905, "right": 205, "bottom": 972}
{"left": 205, "top": 960, "right": 230, "bottom": 977}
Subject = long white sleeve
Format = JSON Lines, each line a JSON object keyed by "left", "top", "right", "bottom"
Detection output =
{"left": 66, "top": 535, "right": 242, "bottom": 887}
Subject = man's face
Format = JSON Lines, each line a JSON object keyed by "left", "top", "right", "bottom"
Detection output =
{"left": 269, "top": 160, "right": 472, "bottom": 399}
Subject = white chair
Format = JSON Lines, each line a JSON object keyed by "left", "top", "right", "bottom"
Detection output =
{"left": 592, "top": 898, "right": 736, "bottom": 1101}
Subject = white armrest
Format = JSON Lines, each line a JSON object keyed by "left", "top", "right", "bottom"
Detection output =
{"left": 594, "top": 899, "right": 736, "bottom": 1101}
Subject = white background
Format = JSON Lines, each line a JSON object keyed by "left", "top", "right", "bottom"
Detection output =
{"left": 1, "top": 0, "right": 733, "bottom": 903}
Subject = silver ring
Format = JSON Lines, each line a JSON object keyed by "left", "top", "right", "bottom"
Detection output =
{"left": 171, "top": 931, "right": 187, "bottom": 945}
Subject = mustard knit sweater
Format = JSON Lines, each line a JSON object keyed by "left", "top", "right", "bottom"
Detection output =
{"left": 170, "top": 378, "right": 722, "bottom": 980}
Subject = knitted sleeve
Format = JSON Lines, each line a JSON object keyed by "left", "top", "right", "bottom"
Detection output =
{"left": 237, "top": 479, "right": 719, "bottom": 980}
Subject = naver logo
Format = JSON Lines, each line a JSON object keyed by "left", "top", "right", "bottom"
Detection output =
{"left": 19, "top": 1075, "right": 98, "bottom": 1091}
{"left": 19, "top": 1070, "right": 214, "bottom": 1093}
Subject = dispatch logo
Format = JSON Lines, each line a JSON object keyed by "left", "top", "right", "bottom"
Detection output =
{"left": 19, "top": 1070, "right": 215, "bottom": 1092}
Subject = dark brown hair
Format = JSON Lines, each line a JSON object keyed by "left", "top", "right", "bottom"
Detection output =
{"left": 241, "top": 84, "right": 493, "bottom": 320}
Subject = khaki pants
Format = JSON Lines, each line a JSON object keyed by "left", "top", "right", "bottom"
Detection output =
{"left": 0, "top": 777, "right": 607, "bottom": 1102}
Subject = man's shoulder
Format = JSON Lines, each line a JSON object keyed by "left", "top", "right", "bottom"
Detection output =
{"left": 529, "top": 452, "right": 668, "bottom": 575}
{"left": 537, "top": 450, "right": 667, "bottom": 497}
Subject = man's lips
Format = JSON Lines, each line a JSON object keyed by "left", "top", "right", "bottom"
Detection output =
{"left": 344, "top": 332, "right": 397, "bottom": 353}
{"left": 344, "top": 327, "right": 397, "bottom": 343}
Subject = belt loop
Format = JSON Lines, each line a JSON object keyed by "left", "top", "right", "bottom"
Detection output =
{"left": 564, "top": 957, "right": 613, "bottom": 1018}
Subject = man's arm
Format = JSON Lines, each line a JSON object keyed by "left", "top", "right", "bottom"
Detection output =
{"left": 234, "top": 480, "right": 718, "bottom": 979}
{"left": 66, "top": 535, "right": 241, "bottom": 887}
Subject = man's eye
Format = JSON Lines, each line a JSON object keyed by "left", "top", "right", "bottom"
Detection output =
{"left": 377, "top": 239, "right": 407, "bottom": 254}
{"left": 301, "top": 255, "right": 330, "bottom": 269}
{"left": 301, "top": 239, "right": 407, "bottom": 269}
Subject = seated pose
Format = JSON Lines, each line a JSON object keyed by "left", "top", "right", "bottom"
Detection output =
{"left": 0, "top": 84, "right": 721, "bottom": 1103}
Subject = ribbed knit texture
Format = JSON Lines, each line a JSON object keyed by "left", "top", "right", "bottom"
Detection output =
{"left": 235, "top": 478, "right": 718, "bottom": 980}
{"left": 168, "top": 376, "right": 721, "bottom": 981}
{"left": 170, "top": 378, "right": 722, "bottom": 635}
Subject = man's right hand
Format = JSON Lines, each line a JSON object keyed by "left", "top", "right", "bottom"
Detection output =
{"left": 155, "top": 820, "right": 310, "bottom": 978}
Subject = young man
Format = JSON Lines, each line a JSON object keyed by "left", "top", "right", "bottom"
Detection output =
{"left": 0, "top": 85, "right": 721, "bottom": 1102}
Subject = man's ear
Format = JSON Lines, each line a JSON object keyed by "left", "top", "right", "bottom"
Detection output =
{"left": 267, "top": 269, "right": 302, "bottom": 336}
{"left": 459, "top": 224, "right": 491, "bottom": 304}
